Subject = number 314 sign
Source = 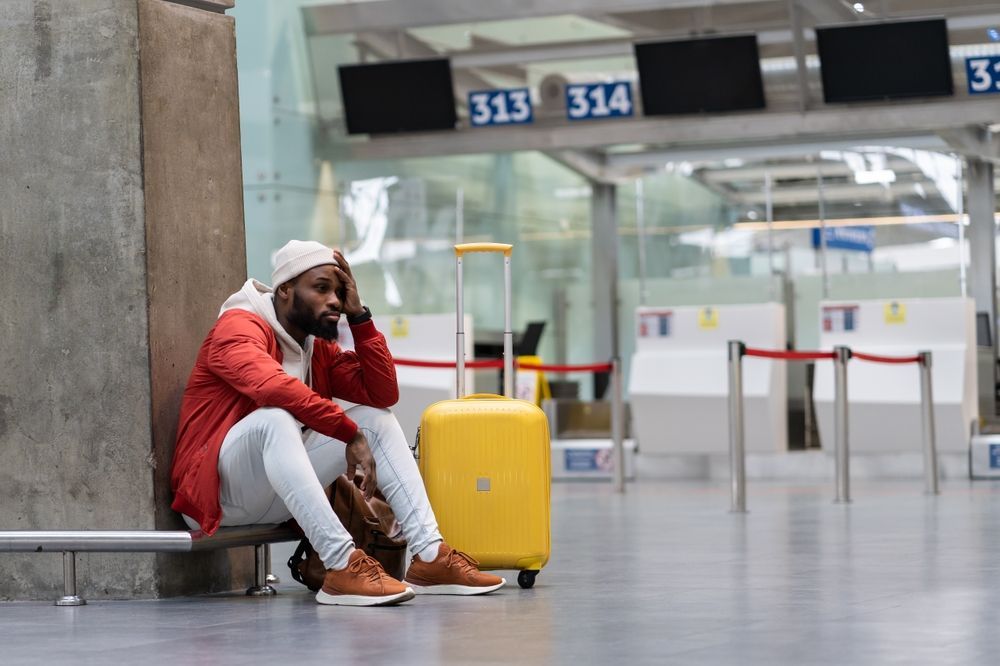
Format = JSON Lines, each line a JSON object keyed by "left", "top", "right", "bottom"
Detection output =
{"left": 565, "top": 82, "right": 634, "bottom": 121}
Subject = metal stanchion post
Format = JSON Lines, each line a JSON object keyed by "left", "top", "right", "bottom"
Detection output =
{"left": 611, "top": 357, "right": 625, "bottom": 494}
{"left": 728, "top": 340, "right": 747, "bottom": 513}
{"left": 919, "top": 351, "right": 940, "bottom": 495}
{"left": 833, "top": 346, "right": 851, "bottom": 504}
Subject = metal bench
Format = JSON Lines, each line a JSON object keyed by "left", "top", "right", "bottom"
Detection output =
{"left": 0, "top": 524, "right": 298, "bottom": 606}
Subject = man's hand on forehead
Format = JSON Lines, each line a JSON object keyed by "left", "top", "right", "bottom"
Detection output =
{"left": 332, "top": 250, "right": 365, "bottom": 318}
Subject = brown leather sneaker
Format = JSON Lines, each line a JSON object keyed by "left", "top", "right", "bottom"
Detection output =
{"left": 316, "top": 549, "right": 415, "bottom": 606}
{"left": 404, "top": 543, "right": 506, "bottom": 595}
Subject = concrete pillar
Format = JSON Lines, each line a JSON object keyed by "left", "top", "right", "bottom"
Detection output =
{"left": 0, "top": 0, "right": 248, "bottom": 600}
{"left": 591, "top": 182, "right": 619, "bottom": 399}
{"left": 966, "top": 158, "right": 998, "bottom": 368}
{"left": 967, "top": 157, "right": 998, "bottom": 417}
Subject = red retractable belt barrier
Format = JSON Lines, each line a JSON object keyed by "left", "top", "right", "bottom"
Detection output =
{"left": 391, "top": 358, "right": 614, "bottom": 372}
{"left": 852, "top": 351, "right": 922, "bottom": 364}
{"left": 743, "top": 347, "right": 921, "bottom": 364}
{"left": 516, "top": 361, "right": 614, "bottom": 373}
{"left": 395, "top": 351, "right": 920, "bottom": 369}
{"left": 744, "top": 348, "right": 836, "bottom": 361}
{"left": 392, "top": 358, "right": 503, "bottom": 369}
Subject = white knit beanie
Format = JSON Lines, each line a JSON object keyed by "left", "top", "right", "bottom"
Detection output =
{"left": 271, "top": 240, "right": 339, "bottom": 287}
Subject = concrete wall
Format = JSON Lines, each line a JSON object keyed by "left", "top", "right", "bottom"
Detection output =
{"left": 0, "top": 0, "right": 248, "bottom": 600}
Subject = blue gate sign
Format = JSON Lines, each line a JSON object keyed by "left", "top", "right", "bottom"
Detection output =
{"left": 811, "top": 226, "right": 875, "bottom": 252}
{"left": 990, "top": 444, "right": 1000, "bottom": 469}
{"left": 468, "top": 88, "right": 533, "bottom": 127}
{"left": 966, "top": 56, "right": 1000, "bottom": 95}
{"left": 564, "top": 448, "right": 613, "bottom": 472}
{"left": 565, "top": 82, "right": 634, "bottom": 121}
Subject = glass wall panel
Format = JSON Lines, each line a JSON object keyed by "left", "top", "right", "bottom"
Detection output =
{"left": 327, "top": 153, "right": 592, "bottom": 371}
{"left": 232, "top": 1, "right": 992, "bottom": 409}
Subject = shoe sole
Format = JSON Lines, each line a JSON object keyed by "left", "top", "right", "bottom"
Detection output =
{"left": 315, "top": 587, "right": 415, "bottom": 606}
{"left": 406, "top": 579, "right": 506, "bottom": 596}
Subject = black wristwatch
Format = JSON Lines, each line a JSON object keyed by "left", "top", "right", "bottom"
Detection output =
{"left": 347, "top": 306, "right": 372, "bottom": 325}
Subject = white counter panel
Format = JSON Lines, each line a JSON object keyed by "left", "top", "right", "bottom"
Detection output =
{"left": 628, "top": 303, "right": 787, "bottom": 454}
{"left": 813, "top": 297, "right": 976, "bottom": 453}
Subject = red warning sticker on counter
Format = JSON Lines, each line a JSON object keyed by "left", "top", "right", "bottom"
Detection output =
{"left": 822, "top": 305, "right": 858, "bottom": 333}
{"left": 638, "top": 310, "right": 672, "bottom": 338}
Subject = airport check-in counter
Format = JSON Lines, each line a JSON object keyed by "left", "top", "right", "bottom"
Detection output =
{"left": 813, "top": 297, "right": 977, "bottom": 453}
{"left": 336, "top": 314, "right": 474, "bottom": 444}
{"left": 628, "top": 303, "right": 788, "bottom": 455}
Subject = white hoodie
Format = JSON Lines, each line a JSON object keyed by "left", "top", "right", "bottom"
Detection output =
{"left": 219, "top": 279, "right": 315, "bottom": 388}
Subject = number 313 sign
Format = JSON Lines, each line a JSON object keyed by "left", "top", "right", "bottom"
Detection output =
{"left": 565, "top": 82, "right": 633, "bottom": 121}
{"left": 468, "top": 89, "right": 533, "bottom": 127}
{"left": 966, "top": 56, "right": 1000, "bottom": 95}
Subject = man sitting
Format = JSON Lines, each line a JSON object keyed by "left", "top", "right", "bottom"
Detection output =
{"left": 170, "top": 240, "right": 504, "bottom": 606}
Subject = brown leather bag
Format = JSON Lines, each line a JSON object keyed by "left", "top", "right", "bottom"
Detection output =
{"left": 287, "top": 474, "right": 408, "bottom": 591}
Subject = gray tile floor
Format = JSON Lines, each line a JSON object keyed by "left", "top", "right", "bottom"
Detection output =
{"left": 4, "top": 479, "right": 1000, "bottom": 665}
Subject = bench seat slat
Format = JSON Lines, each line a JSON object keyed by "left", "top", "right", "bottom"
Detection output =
{"left": 0, "top": 525, "right": 297, "bottom": 553}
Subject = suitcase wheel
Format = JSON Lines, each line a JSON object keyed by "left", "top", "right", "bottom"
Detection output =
{"left": 517, "top": 570, "right": 537, "bottom": 589}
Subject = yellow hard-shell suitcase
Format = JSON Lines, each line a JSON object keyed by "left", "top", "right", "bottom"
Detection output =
{"left": 416, "top": 243, "right": 551, "bottom": 589}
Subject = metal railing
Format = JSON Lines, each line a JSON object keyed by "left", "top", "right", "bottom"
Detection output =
{"left": 728, "top": 341, "right": 938, "bottom": 512}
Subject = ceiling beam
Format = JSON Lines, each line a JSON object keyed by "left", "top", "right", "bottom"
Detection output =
{"left": 543, "top": 150, "right": 618, "bottom": 184}
{"left": 303, "top": 0, "right": 769, "bottom": 36}
{"left": 734, "top": 180, "right": 937, "bottom": 205}
{"left": 351, "top": 30, "right": 509, "bottom": 106}
{"left": 699, "top": 160, "right": 923, "bottom": 182}
{"left": 796, "top": 0, "right": 857, "bottom": 24}
{"left": 938, "top": 126, "right": 1000, "bottom": 164}
{"left": 330, "top": 99, "right": 994, "bottom": 165}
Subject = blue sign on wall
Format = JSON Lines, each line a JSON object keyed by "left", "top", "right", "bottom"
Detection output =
{"left": 565, "top": 449, "right": 600, "bottom": 471}
{"left": 990, "top": 444, "right": 1000, "bottom": 469}
{"left": 564, "top": 448, "right": 614, "bottom": 472}
{"left": 565, "top": 82, "right": 634, "bottom": 121}
{"left": 966, "top": 56, "right": 1000, "bottom": 95}
{"left": 811, "top": 226, "right": 875, "bottom": 252}
{"left": 468, "top": 88, "right": 533, "bottom": 127}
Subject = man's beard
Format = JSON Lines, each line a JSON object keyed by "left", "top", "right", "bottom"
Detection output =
{"left": 287, "top": 292, "right": 339, "bottom": 341}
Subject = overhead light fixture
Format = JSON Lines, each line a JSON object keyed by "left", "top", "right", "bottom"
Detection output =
{"left": 852, "top": 2, "right": 865, "bottom": 13}
{"left": 853, "top": 169, "right": 896, "bottom": 185}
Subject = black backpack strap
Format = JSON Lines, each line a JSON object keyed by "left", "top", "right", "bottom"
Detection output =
{"left": 286, "top": 538, "right": 311, "bottom": 587}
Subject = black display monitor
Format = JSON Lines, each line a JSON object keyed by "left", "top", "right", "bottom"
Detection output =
{"left": 815, "top": 18, "right": 953, "bottom": 103}
{"left": 338, "top": 58, "right": 457, "bottom": 135}
{"left": 633, "top": 35, "right": 766, "bottom": 115}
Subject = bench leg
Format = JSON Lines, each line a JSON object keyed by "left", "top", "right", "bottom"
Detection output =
{"left": 245, "top": 544, "right": 277, "bottom": 597}
{"left": 264, "top": 544, "right": 280, "bottom": 585}
{"left": 55, "top": 552, "right": 86, "bottom": 606}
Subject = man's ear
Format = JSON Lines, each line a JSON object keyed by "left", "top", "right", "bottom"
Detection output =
{"left": 275, "top": 281, "right": 291, "bottom": 301}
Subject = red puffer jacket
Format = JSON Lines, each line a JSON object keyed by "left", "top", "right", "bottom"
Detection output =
{"left": 170, "top": 309, "right": 398, "bottom": 534}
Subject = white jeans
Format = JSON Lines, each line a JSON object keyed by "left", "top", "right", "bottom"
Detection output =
{"left": 185, "top": 405, "right": 442, "bottom": 570}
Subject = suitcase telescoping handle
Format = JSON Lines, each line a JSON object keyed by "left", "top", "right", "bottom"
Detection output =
{"left": 454, "top": 243, "right": 514, "bottom": 399}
